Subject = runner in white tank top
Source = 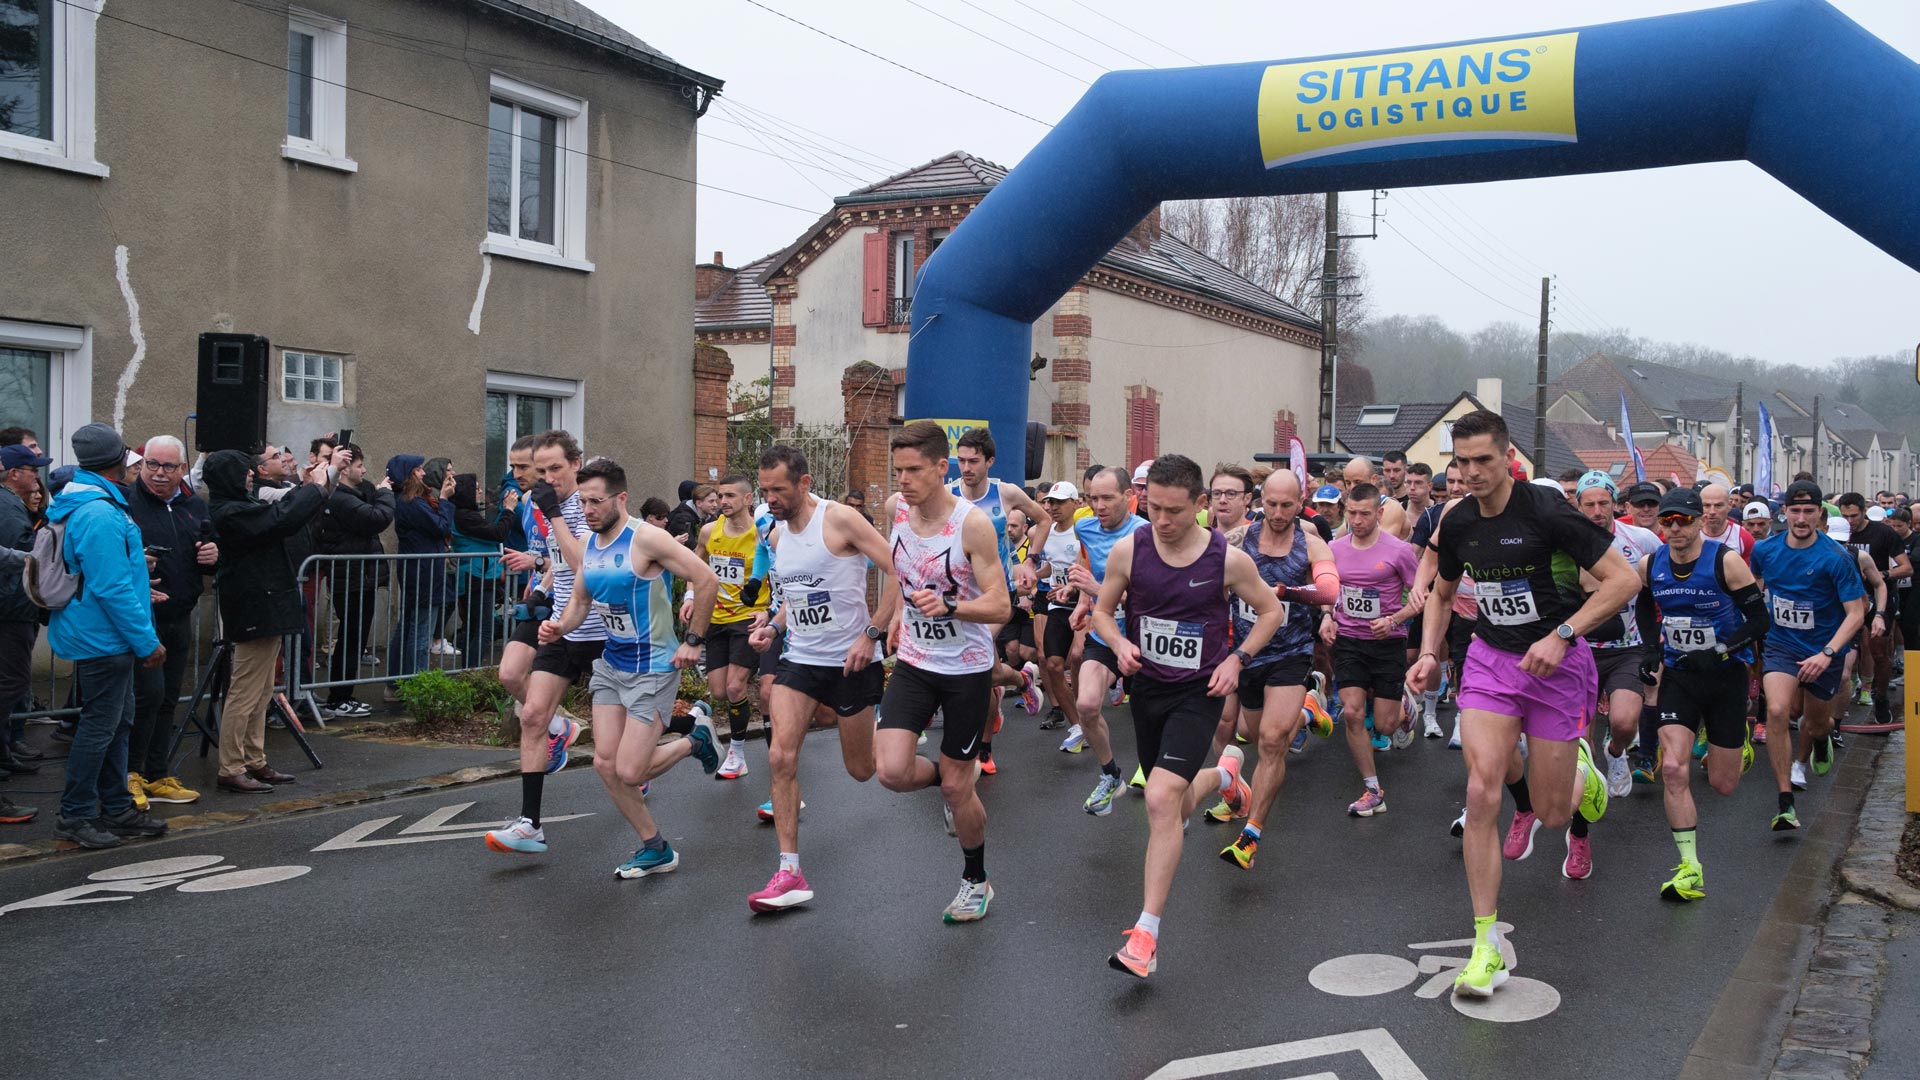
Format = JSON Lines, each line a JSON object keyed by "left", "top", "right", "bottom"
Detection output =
{"left": 744, "top": 446, "right": 901, "bottom": 917}
{"left": 875, "top": 422, "right": 1014, "bottom": 925}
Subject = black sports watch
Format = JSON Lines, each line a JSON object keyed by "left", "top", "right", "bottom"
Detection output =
{"left": 1230, "top": 648, "right": 1253, "bottom": 666}
{"left": 1821, "top": 645, "right": 1838, "bottom": 658}
{"left": 1554, "top": 622, "right": 1576, "bottom": 642}
{"left": 534, "top": 555, "right": 549, "bottom": 572}
{"left": 942, "top": 596, "right": 959, "bottom": 618}
{"left": 683, "top": 632, "right": 706, "bottom": 648}
{"left": 863, "top": 625, "right": 885, "bottom": 641}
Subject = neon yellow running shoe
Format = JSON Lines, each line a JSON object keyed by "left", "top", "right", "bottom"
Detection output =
{"left": 1129, "top": 764, "right": 1147, "bottom": 790}
{"left": 1302, "top": 690, "right": 1334, "bottom": 739}
{"left": 1740, "top": 726, "right": 1755, "bottom": 775}
{"left": 1204, "top": 797, "right": 1238, "bottom": 823}
{"left": 1219, "top": 830, "right": 1258, "bottom": 869}
{"left": 1660, "top": 861, "right": 1705, "bottom": 902}
{"left": 1452, "top": 940, "right": 1509, "bottom": 998}
{"left": 1576, "top": 739, "right": 1609, "bottom": 823}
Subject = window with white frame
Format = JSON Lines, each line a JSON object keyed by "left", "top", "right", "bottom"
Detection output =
{"left": 0, "top": 318, "right": 91, "bottom": 465}
{"left": 484, "top": 371, "right": 580, "bottom": 483}
{"left": 0, "top": 0, "right": 104, "bottom": 177}
{"left": 483, "top": 73, "right": 592, "bottom": 272}
{"left": 283, "top": 9, "right": 355, "bottom": 172}
{"left": 283, "top": 350, "right": 343, "bottom": 404}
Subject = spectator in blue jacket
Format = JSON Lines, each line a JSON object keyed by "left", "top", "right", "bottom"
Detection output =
{"left": 46, "top": 424, "right": 168, "bottom": 849}
{"left": 388, "top": 454, "right": 454, "bottom": 677}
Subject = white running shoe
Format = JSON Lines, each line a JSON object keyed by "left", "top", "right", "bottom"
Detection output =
{"left": 1403, "top": 691, "right": 1421, "bottom": 727}
{"left": 1790, "top": 760, "right": 1808, "bottom": 791}
{"left": 1605, "top": 749, "right": 1633, "bottom": 799}
{"left": 1390, "top": 724, "right": 1414, "bottom": 751}
{"left": 1423, "top": 712, "right": 1444, "bottom": 739}
{"left": 717, "top": 743, "right": 749, "bottom": 780}
{"left": 1449, "top": 810, "right": 1467, "bottom": 838}
{"left": 1448, "top": 722, "right": 1462, "bottom": 750}
{"left": 430, "top": 638, "right": 461, "bottom": 656}
{"left": 1059, "top": 724, "right": 1086, "bottom": 753}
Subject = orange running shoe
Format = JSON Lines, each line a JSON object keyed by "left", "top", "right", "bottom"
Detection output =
{"left": 1108, "top": 926, "right": 1158, "bottom": 978}
{"left": 980, "top": 755, "right": 998, "bottom": 776}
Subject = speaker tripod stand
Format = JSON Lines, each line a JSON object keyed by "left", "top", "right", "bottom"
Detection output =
{"left": 166, "top": 634, "right": 324, "bottom": 772}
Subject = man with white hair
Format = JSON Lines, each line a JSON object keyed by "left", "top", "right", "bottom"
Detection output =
{"left": 123, "top": 434, "right": 217, "bottom": 808}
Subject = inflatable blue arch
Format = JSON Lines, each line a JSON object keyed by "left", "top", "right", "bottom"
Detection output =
{"left": 903, "top": 0, "right": 1920, "bottom": 481}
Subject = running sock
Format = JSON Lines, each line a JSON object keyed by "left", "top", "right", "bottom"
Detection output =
{"left": 641, "top": 832, "right": 666, "bottom": 852}
{"left": 1363, "top": 775, "right": 1379, "bottom": 790}
{"left": 779, "top": 851, "right": 800, "bottom": 874}
{"left": 1422, "top": 690, "right": 1440, "bottom": 715}
{"left": 1135, "top": 911, "right": 1161, "bottom": 938}
{"left": 1101, "top": 759, "right": 1121, "bottom": 778}
{"left": 1673, "top": 827, "right": 1697, "bottom": 865}
{"left": 519, "top": 771, "right": 544, "bottom": 828}
{"left": 1778, "top": 791, "right": 1795, "bottom": 812}
{"left": 1508, "top": 777, "right": 1533, "bottom": 814}
{"left": 547, "top": 715, "right": 566, "bottom": 737}
{"left": 1474, "top": 912, "right": 1500, "bottom": 947}
{"left": 1569, "top": 814, "right": 1589, "bottom": 839}
{"left": 962, "top": 843, "right": 986, "bottom": 884}
{"left": 1242, "top": 822, "right": 1262, "bottom": 841}
{"left": 727, "top": 698, "right": 751, "bottom": 741}
{"left": 1217, "top": 764, "right": 1235, "bottom": 792}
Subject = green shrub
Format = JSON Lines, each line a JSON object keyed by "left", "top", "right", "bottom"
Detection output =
{"left": 393, "top": 669, "right": 479, "bottom": 724}
{"left": 679, "top": 666, "right": 709, "bottom": 702}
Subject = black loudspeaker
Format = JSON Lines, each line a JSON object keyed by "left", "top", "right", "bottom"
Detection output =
{"left": 195, "top": 333, "right": 270, "bottom": 454}
{"left": 1025, "top": 421, "right": 1047, "bottom": 481}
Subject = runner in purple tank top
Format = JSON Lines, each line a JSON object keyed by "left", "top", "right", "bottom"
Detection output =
{"left": 1090, "top": 455, "right": 1284, "bottom": 981}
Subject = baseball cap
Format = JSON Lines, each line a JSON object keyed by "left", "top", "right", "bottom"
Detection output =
{"left": 1783, "top": 479, "right": 1823, "bottom": 506}
{"left": 1658, "top": 488, "right": 1704, "bottom": 518}
{"left": 1043, "top": 481, "right": 1079, "bottom": 501}
{"left": 0, "top": 444, "right": 52, "bottom": 470}
{"left": 1312, "top": 484, "right": 1341, "bottom": 504}
{"left": 1867, "top": 505, "right": 1887, "bottom": 522}
{"left": 1574, "top": 469, "right": 1616, "bottom": 498}
{"left": 1743, "top": 501, "right": 1772, "bottom": 520}
{"left": 1827, "top": 516, "right": 1851, "bottom": 542}
{"left": 1132, "top": 462, "right": 1151, "bottom": 484}
{"left": 1624, "top": 482, "right": 1662, "bottom": 506}
{"left": 1508, "top": 461, "right": 1528, "bottom": 481}
{"left": 1531, "top": 477, "right": 1563, "bottom": 492}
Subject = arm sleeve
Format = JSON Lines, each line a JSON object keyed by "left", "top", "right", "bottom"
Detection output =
{"left": 260, "top": 484, "right": 329, "bottom": 541}
{"left": 1285, "top": 560, "right": 1342, "bottom": 606}
{"left": 1720, "top": 581, "right": 1771, "bottom": 653}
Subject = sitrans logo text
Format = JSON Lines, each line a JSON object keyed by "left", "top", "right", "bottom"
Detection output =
{"left": 1257, "top": 32, "right": 1578, "bottom": 169}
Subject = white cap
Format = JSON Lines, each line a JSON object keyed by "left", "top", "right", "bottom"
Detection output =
{"left": 1531, "top": 477, "right": 1563, "bottom": 491}
{"left": 1827, "top": 516, "right": 1850, "bottom": 541}
{"left": 1867, "top": 505, "right": 1888, "bottom": 522}
{"left": 1743, "top": 501, "right": 1771, "bottom": 520}
{"left": 1044, "top": 481, "right": 1079, "bottom": 501}
{"left": 1132, "top": 461, "right": 1151, "bottom": 483}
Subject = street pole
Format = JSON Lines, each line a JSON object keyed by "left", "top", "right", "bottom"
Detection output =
{"left": 1534, "top": 277, "right": 1549, "bottom": 474}
{"left": 1733, "top": 381, "right": 1744, "bottom": 482}
{"left": 1319, "top": 191, "right": 1338, "bottom": 453}
{"left": 1812, "top": 394, "right": 1822, "bottom": 488}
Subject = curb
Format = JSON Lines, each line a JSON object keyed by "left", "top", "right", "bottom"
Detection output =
{"left": 1838, "top": 730, "right": 1920, "bottom": 911}
{"left": 0, "top": 757, "right": 585, "bottom": 868}
{"left": 1769, "top": 892, "right": 1892, "bottom": 1080}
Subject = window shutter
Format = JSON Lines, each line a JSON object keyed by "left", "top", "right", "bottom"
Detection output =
{"left": 862, "top": 232, "right": 888, "bottom": 327}
{"left": 1127, "top": 394, "right": 1152, "bottom": 470}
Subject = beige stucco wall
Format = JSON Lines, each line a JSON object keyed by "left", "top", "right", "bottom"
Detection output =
{"left": 1082, "top": 290, "right": 1317, "bottom": 478}
{"left": 1, "top": 0, "right": 698, "bottom": 499}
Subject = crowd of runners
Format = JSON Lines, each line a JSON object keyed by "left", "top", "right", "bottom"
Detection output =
{"left": 476, "top": 409, "right": 1911, "bottom": 997}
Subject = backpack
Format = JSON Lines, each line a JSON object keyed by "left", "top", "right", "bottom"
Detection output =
{"left": 23, "top": 521, "right": 81, "bottom": 609}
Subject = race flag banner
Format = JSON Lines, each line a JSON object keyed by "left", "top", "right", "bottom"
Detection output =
{"left": 1621, "top": 390, "right": 1646, "bottom": 482}
{"left": 1288, "top": 436, "right": 1310, "bottom": 493}
{"left": 1755, "top": 401, "right": 1775, "bottom": 497}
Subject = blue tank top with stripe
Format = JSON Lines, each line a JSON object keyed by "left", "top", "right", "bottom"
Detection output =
{"left": 579, "top": 521, "right": 677, "bottom": 674}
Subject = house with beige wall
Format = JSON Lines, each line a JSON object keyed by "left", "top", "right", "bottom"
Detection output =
{"left": 1, "top": 0, "right": 715, "bottom": 499}
{"left": 695, "top": 152, "right": 1323, "bottom": 496}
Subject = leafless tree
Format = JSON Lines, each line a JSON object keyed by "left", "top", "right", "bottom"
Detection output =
{"left": 1163, "top": 194, "right": 1371, "bottom": 337}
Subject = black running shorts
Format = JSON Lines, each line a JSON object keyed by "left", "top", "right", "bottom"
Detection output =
{"left": 878, "top": 663, "right": 995, "bottom": 761}
{"left": 1128, "top": 675, "right": 1222, "bottom": 782}
{"left": 1657, "top": 661, "right": 1749, "bottom": 750}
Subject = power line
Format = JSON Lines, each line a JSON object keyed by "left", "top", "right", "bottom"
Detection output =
{"left": 715, "top": 100, "right": 902, "bottom": 176}
{"left": 1062, "top": 0, "right": 1203, "bottom": 65}
{"left": 1386, "top": 199, "right": 1549, "bottom": 319}
{"left": 77, "top": 0, "right": 821, "bottom": 214}
{"left": 949, "top": 0, "right": 1111, "bottom": 74}
{"left": 1393, "top": 190, "right": 1543, "bottom": 298}
{"left": 903, "top": 0, "right": 1090, "bottom": 84}
{"left": 712, "top": 98, "right": 837, "bottom": 197}
{"left": 722, "top": 99, "right": 910, "bottom": 170}
{"left": 1418, "top": 183, "right": 1624, "bottom": 332}
{"left": 739, "top": 0, "right": 1055, "bottom": 127}
{"left": 713, "top": 100, "right": 866, "bottom": 189}
{"left": 1006, "top": 0, "right": 1157, "bottom": 68}
{"left": 1381, "top": 221, "right": 1537, "bottom": 320}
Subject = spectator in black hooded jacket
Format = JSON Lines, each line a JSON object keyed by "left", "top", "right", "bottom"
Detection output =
{"left": 313, "top": 444, "right": 393, "bottom": 717}
{"left": 665, "top": 478, "right": 702, "bottom": 549}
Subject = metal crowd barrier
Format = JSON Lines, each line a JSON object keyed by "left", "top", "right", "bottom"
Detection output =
{"left": 287, "top": 550, "right": 524, "bottom": 721}
{"left": 17, "top": 600, "right": 214, "bottom": 723}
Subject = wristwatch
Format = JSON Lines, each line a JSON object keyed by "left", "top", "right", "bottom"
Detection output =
{"left": 534, "top": 555, "right": 549, "bottom": 572}
{"left": 683, "top": 632, "right": 705, "bottom": 647}
{"left": 863, "top": 624, "right": 885, "bottom": 641}
{"left": 1230, "top": 647, "right": 1253, "bottom": 666}
{"left": 1554, "top": 622, "right": 1576, "bottom": 642}
{"left": 1821, "top": 645, "right": 1838, "bottom": 658}
{"left": 942, "top": 596, "right": 959, "bottom": 618}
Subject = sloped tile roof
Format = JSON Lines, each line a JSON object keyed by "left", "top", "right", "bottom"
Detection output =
{"left": 1500, "top": 402, "right": 1585, "bottom": 478}
{"left": 694, "top": 252, "right": 779, "bottom": 329}
{"left": 839, "top": 151, "right": 1009, "bottom": 199}
{"left": 475, "top": 0, "right": 722, "bottom": 88}
{"left": 1573, "top": 441, "right": 1702, "bottom": 485}
{"left": 1546, "top": 421, "right": 1624, "bottom": 452}
{"left": 1333, "top": 400, "right": 1456, "bottom": 458}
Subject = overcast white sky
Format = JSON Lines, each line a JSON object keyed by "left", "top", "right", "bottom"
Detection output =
{"left": 599, "top": 0, "right": 1918, "bottom": 367}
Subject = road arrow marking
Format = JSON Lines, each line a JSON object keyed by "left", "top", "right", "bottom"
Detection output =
{"left": 312, "top": 802, "right": 593, "bottom": 851}
{"left": 1147, "top": 1028, "right": 1427, "bottom": 1080}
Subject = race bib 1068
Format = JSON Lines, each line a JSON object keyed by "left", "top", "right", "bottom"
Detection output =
{"left": 1138, "top": 615, "right": 1204, "bottom": 670}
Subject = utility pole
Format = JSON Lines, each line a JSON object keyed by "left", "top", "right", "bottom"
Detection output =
{"left": 1811, "top": 394, "right": 1822, "bottom": 485}
{"left": 1534, "top": 276, "right": 1549, "bottom": 473}
{"left": 1733, "top": 381, "right": 1744, "bottom": 481}
{"left": 1318, "top": 191, "right": 1339, "bottom": 453}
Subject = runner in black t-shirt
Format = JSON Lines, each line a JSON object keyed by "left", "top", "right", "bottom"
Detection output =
{"left": 1405, "top": 410, "right": 1639, "bottom": 1001}
{"left": 1835, "top": 493, "right": 1909, "bottom": 722}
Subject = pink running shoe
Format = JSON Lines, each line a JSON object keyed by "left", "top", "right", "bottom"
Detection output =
{"left": 1217, "top": 746, "right": 1249, "bottom": 816}
{"left": 1561, "top": 831, "right": 1593, "bottom": 879}
{"left": 1347, "top": 785, "right": 1387, "bottom": 817}
{"left": 1019, "top": 668, "right": 1043, "bottom": 716}
{"left": 748, "top": 868, "right": 814, "bottom": 913}
{"left": 1503, "top": 811, "right": 1541, "bottom": 860}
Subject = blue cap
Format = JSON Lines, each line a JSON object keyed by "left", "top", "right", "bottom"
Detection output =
{"left": 1312, "top": 484, "right": 1341, "bottom": 504}
{"left": 1575, "top": 469, "right": 1616, "bottom": 498}
{"left": 0, "top": 444, "right": 52, "bottom": 470}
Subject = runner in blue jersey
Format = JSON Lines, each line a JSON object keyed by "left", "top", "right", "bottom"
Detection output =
{"left": 488, "top": 458, "right": 723, "bottom": 870}
{"left": 1749, "top": 481, "right": 1867, "bottom": 831}
{"left": 1066, "top": 466, "right": 1150, "bottom": 815}
{"left": 1642, "top": 486, "right": 1770, "bottom": 901}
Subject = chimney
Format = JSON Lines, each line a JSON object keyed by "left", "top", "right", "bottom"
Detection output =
{"left": 694, "top": 251, "right": 734, "bottom": 302}
{"left": 1475, "top": 377, "right": 1502, "bottom": 415}
{"left": 1127, "top": 205, "right": 1162, "bottom": 249}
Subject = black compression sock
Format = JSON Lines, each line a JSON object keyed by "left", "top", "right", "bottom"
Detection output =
{"left": 979, "top": 742, "right": 993, "bottom": 762}
{"left": 728, "top": 698, "right": 751, "bottom": 741}
{"left": 1508, "top": 777, "right": 1533, "bottom": 814}
{"left": 1778, "top": 791, "right": 1795, "bottom": 812}
{"left": 665, "top": 713, "right": 694, "bottom": 736}
{"left": 520, "top": 771, "right": 544, "bottom": 828}
{"left": 963, "top": 843, "right": 986, "bottom": 883}
{"left": 1102, "top": 759, "right": 1121, "bottom": 778}
{"left": 1569, "top": 814, "right": 1589, "bottom": 838}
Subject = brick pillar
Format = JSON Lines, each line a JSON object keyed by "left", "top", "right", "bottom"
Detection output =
{"left": 693, "top": 343, "right": 733, "bottom": 479}
{"left": 1273, "top": 409, "right": 1298, "bottom": 454}
{"left": 1049, "top": 284, "right": 1092, "bottom": 478}
{"left": 843, "top": 361, "right": 893, "bottom": 508}
{"left": 770, "top": 279, "right": 797, "bottom": 430}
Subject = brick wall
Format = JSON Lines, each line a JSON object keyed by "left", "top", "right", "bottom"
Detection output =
{"left": 1273, "top": 408, "right": 1298, "bottom": 454}
{"left": 770, "top": 279, "right": 796, "bottom": 430}
{"left": 692, "top": 343, "right": 734, "bottom": 478}
{"left": 843, "top": 361, "right": 894, "bottom": 508}
{"left": 1049, "top": 285, "right": 1092, "bottom": 477}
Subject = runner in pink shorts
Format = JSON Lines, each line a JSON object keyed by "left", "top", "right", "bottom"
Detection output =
{"left": 1405, "top": 410, "right": 1641, "bottom": 1001}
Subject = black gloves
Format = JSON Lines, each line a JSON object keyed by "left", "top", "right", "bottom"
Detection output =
{"left": 530, "top": 480, "right": 562, "bottom": 518}
{"left": 741, "top": 578, "right": 763, "bottom": 606}
{"left": 1638, "top": 647, "right": 1663, "bottom": 686}
{"left": 1677, "top": 647, "right": 1728, "bottom": 674}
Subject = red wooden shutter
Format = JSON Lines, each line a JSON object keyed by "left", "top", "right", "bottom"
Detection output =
{"left": 1127, "top": 391, "right": 1159, "bottom": 470}
{"left": 862, "top": 232, "right": 888, "bottom": 327}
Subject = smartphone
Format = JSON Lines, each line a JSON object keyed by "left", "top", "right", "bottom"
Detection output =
{"left": 144, "top": 545, "right": 171, "bottom": 556}
{"left": 338, "top": 428, "right": 353, "bottom": 449}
